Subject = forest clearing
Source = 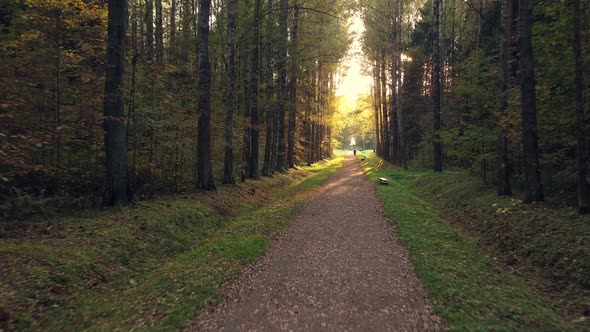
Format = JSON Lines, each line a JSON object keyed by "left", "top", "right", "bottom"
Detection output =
{"left": 1, "top": 0, "right": 590, "bottom": 329}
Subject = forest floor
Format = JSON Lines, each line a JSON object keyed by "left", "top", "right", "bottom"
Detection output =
{"left": 0, "top": 156, "right": 343, "bottom": 330}
{"left": 2, "top": 151, "right": 588, "bottom": 331}
{"left": 359, "top": 151, "right": 589, "bottom": 331}
{"left": 190, "top": 152, "right": 442, "bottom": 331}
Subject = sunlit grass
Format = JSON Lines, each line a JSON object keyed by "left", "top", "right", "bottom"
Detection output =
{"left": 0, "top": 158, "right": 343, "bottom": 330}
{"left": 361, "top": 152, "right": 575, "bottom": 331}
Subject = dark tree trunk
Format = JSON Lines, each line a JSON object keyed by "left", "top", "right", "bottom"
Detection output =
{"left": 241, "top": 0, "right": 252, "bottom": 182}
{"left": 287, "top": 5, "right": 300, "bottom": 168}
{"left": 155, "top": 0, "right": 163, "bottom": 64}
{"left": 169, "top": 0, "right": 176, "bottom": 63}
{"left": 196, "top": 0, "right": 216, "bottom": 190}
{"left": 262, "top": 0, "right": 275, "bottom": 176}
{"left": 145, "top": 0, "right": 153, "bottom": 60}
{"left": 396, "top": 1, "right": 406, "bottom": 169}
{"left": 223, "top": 0, "right": 237, "bottom": 185}
{"left": 572, "top": 0, "right": 590, "bottom": 213}
{"left": 391, "top": 48, "right": 399, "bottom": 164}
{"left": 380, "top": 54, "right": 390, "bottom": 162}
{"left": 432, "top": 0, "right": 443, "bottom": 172}
{"left": 248, "top": 0, "right": 261, "bottom": 178}
{"left": 519, "top": 0, "right": 542, "bottom": 202}
{"left": 496, "top": 0, "right": 512, "bottom": 195}
{"left": 373, "top": 63, "right": 382, "bottom": 156}
{"left": 104, "top": 0, "right": 133, "bottom": 206}
{"left": 275, "top": 0, "right": 288, "bottom": 171}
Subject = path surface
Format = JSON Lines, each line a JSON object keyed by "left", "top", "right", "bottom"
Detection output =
{"left": 191, "top": 153, "right": 443, "bottom": 331}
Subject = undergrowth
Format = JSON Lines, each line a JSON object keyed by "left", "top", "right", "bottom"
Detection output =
{"left": 360, "top": 151, "right": 587, "bottom": 331}
{"left": 0, "top": 155, "right": 343, "bottom": 331}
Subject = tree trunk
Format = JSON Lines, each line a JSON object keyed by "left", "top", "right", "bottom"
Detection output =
{"left": 287, "top": 5, "right": 300, "bottom": 168}
{"left": 390, "top": 41, "right": 399, "bottom": 163}
{"left": 432, "top": 0, "right": 443, "bottom": 172}
{"left": 248, "top": 0, "right": 261, "bottom": 179}
{"left": 275, "top": 0, "right": 288, "bottom": 171}
{"left": 572, "top": 0, "right": 589, "bottom": 213}
{"left": 155, "top": 0, "right": 163, "bottom": 64}
{"left": 223, "top": 0, "right": 237, "bottom": 185}
{"left": 373, "top": 63, "right": 382, "bottom": 156}
{"left": 262, "top": 0, "right": 275, "bottom": 176}
{"left": 169, "top": 0, "right": 176, "bottom": 63}
{"left": 380, "top": 54, "right": 390, "bottom": 162}
{"left": 145, "top": 0, "right": 153, "bottom": 61}
{"left": 396, "top": 0, "right": 406, "bottom": 169}
{"left": 242, "top": 6, "right": 252, "bottom": 182}
{"left": 519, "top": 0, "right": 542, "bottom": 202}
{"left": 104, "top": 0, "right": 133, "bottom": 206}
{"left": 496, "top": 0, "right": 512, "bottom": 195}
{"left": 196, "top": 0, "right": 216, "bottom": 190}
{"left": 54, "top": 10, "right": 62, "bottom": 170}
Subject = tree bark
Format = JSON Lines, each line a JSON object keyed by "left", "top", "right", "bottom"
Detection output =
{"left": 223, "top": 0, "right": 237, "bottom": 185}
{"left": 572, "top": 0, "right": 589, "bottom": 213}
{"left": 155, "top": 0, "right": 163, "bottom": 64}
{"left": 145, "top": 0, "right": 153, "bottom": 60}
{"left": 374, "top": 62, "right": 382, "bottom": 156}
{"left": 287, "top": 5, "right": 300, "bottom": 168}
{"left": 275, "top": 0, "right": 288, "bottom": 171}
{"left": 380, "top": 53, "right": 390, "bottom": 162}
{"left": 519, "top": 0, "right": 542, "bottom": 202}
{"left": 169, "top": 0, "right": 176, "bottom": 63}
{"left": 432, "top": 0, "right": 443, "bottom": 172}
{"left": 248, "top": 0, "right": 261, "bottom": 178}
{"left": 396, "top": 0, "right": 406, "bottom": 169}
{"left": 262, "top": 0, "right": 275, "bottom": 175}
{"left": 196, "top": 0, "right": 216, "bottom": 190}
{"left": 496, "top": 0, "right": 512, "bottom": 195}
{"left": 104, "top": 0, "right": 133, "bottom": 206}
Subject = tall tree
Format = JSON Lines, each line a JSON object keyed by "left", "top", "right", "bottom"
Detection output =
{"left": 380, "top": 52, "right": 390, "bottom": 161}
{"left": 496, "top": 0, "right": 512, "bottom": 195}
{"left": 519, "top": 0, "right": 543, "bottom": 202}
{"left": 223, "top": 0, "right": 238, "bottom": 184}
{"left": 196, "top": 0, "right": 216, "bottom": 190}
{"left": 287, "top": 5, "right": 300, "bottom": 168}
{"left": 396, "top": 0, "right": 406, "bottom": 169}
{"left": 248, "top": 0, "right": 261, "bottom": 178}
{"left": 261, "top": 0, "right": 275, "bottom": 176}
{"left": 155, "top": 0, "right": 163, "bottom": 63}
{"left": 275, "top": 0, "right": 289, "bottom": 171}
{"left": 169, "top": 0, "right": 177, "bottom": 62}
{"left": 145, "top": 0, "right": 154, "bottom": 60}
{"left": 432, "top": 0, "right": 443, "bottom": 172}
{"left": 104, "top": 0, "right": 133, "bottom": 206}
{"left": 572, "top": 0, "right": 589, "bottom": 212}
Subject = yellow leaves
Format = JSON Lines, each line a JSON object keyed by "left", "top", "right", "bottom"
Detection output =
{"left": 21, "top": 30, "right": 43, "bottom": 43}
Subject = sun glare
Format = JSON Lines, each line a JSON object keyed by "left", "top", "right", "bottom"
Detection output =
{"left": 335, "top": 15, "right": 372, "bottom": 107}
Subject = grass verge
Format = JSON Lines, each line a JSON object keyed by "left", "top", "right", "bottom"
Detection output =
{"left": 360, "top": 151, "right": 586, "bottom": 331}
{"left": 0, "top": 154, "right": 343, "bottom": 331}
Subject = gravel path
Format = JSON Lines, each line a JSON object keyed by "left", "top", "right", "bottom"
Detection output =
{"left": 191, "top": 153, "right": 443, "bottom": 331}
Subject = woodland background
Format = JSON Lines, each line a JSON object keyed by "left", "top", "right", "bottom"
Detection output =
{"left": 1, "top": 0, "right": 589, "bottom": 218}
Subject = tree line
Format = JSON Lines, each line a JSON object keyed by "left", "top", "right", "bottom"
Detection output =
{"left": 361, "top": 0, "right": 589, "bottom": 213}
{"left": 0, "top": 0, "right": 350, "bottom": 212}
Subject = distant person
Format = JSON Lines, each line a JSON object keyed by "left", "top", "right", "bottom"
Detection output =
{"left": 353, "top": 149, "right": 357, "bottom": 156}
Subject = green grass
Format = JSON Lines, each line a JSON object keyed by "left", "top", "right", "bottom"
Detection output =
{"left": 0, "top": 155, "right": 343, "bottom": 331}
{"left": 360, "top": 151, "right": 580, "bottom": 331}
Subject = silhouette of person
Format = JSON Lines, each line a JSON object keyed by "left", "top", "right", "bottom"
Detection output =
{"left": 353, "top": 149, "right": 357, "bottom": 156}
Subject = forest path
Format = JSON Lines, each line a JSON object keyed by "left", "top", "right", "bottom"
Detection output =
{"left": 190, "top": 152, "right": 443, "bottom": 331}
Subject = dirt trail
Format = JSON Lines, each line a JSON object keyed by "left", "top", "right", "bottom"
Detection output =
{"left": 191, "top": 153, "right": 443, "bottom": 331}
